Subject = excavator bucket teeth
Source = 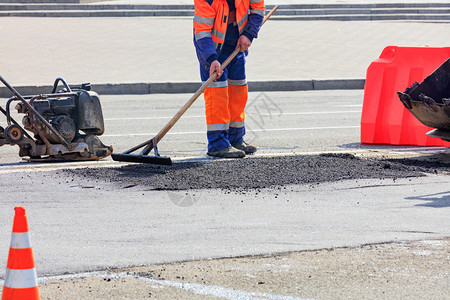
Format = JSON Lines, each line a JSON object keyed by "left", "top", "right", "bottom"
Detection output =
{"left": 398, "top": 58, "right": 450, "bottom": 142}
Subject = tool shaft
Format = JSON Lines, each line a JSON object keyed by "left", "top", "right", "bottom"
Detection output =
{"left": 124, "top": 5, "right": 280, "bottom": 154}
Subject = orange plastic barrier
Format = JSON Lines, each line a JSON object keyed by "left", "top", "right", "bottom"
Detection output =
{"left": 2, "top": 207, "right": 40, "bottom": 300}
{"left": 361, "top": 46, "right": 450, "bottom": 146}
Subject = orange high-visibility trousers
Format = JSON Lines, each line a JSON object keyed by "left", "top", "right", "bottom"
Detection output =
{"left": 203, "top": 51, "right": 248, "bottom": 152}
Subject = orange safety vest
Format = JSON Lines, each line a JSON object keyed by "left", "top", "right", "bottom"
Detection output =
{"left": 194, "top": 0, "right": 265, "bottom": 50}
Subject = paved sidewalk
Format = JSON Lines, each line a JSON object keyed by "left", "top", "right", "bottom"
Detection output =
{"left": 0, "top": 1, "right": 448, "bottom": 93}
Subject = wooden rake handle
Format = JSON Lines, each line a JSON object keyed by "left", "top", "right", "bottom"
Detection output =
{"left": 125, "top": 5, "right": 280, "bottom": 155}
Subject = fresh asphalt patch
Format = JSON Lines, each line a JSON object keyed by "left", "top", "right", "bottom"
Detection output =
{"left": 64, "top": 153, "right": 449, "bottom": 191}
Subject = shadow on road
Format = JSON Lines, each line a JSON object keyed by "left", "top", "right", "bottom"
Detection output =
{"left": 382, "top": 153, "right": 450, "bottom": 174}
{"left": 405, "top": 191, "right": 450, "bottom": 208}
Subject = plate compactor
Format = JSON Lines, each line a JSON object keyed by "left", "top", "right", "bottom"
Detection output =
{"left": 0, "top": 76, "right": 112, "bottom": 161}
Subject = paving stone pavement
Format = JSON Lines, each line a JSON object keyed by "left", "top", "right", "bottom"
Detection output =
{"left": 0, "top": 0, "right": 448, "bottom": 96}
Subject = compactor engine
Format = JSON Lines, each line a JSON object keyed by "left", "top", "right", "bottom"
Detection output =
{"left": 0, "top": 77, "right": 112, "bottom": 161}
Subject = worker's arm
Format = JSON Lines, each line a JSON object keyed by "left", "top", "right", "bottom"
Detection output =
{"left": 193, "top": 0, "right": 218, "bottom": 68}
{"left": 237, "top": 0, "right": 266, "bottom": 52}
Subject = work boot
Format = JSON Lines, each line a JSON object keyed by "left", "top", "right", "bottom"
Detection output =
{"left": 232, "top": 141, "right": 257, "bottom": 154}
{"left": 207, "top": 146, "right": 246, "bottom": 158}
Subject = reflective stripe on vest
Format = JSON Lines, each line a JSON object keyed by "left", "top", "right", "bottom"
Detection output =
{"left": 195, "top": 31, "right": 211, "bottom": 41}
{"left": 194, "top": 15, "right": 215, "bottom": 25}
{"left": 250, "top": 0, "right": 262, "bottom": 3}
{"left": 237, "top": 13, "right": 248, "bottom": 30}
{"left": 212, "top": 28, "right": 226, "bottom": 41}
{"left": 250, "top": 8, "right": 265, "bottom": 16}
{"left": 207, "top": 123, "right": 230, "bottom": 131}
{"left": 228, "top": 79, "right": 247, "bottom": 86}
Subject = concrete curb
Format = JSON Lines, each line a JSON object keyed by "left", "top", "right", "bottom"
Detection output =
{"left": 0, "top": 79, "right": 365, "bottom": 97}
{"left": 1, "top": 4, "right": 449, "bottom": 19}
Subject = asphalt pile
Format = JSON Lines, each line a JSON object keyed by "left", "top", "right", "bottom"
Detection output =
{"left": 65, "top": 153, "right": 446, "bottom": 191}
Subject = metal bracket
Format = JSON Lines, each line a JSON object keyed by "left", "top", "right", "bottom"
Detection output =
{"left": 139, "top": 137, "right": 160, "bottom": 157}
{"left": 152, "top": 137, "right": 160, "bottom": 157}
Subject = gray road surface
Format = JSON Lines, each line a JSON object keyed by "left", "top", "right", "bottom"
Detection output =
{"left": 1, "top": 90, "right": 364, "bottom": 164}
{"left": 0, "top": 5, "right": 449, "bottom": 294}
{"left": 0, "top": 90, "right": 448, "bottom": 278}
{"left": 0, "top": 170, "right": 448, "bottom": 278}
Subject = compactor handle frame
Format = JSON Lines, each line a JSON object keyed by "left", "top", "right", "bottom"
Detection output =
{"left": 52, "top": 77, "right": 72, "bottom": 94}
{"left": 0, "top": 75, "right": 75, "bottom": 151}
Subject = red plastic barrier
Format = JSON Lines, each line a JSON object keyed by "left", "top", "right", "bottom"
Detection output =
{"left": 361, "top": 46, "right": 450, "bottom": 147}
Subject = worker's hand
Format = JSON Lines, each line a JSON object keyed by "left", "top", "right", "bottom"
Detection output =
{"left": 210, "top": 60, "right": 223, "bottom": 79}
{"left": 236, "top": 35, "right": 252, "bottom": 52}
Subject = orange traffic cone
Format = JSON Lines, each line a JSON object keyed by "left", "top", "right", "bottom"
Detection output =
{"left": 2, "top": 207, "right": 40, "bottom": 300}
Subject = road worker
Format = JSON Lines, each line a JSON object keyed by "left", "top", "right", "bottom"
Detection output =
{"left": 193, "top": 0, "right": 266, "bottom": 158}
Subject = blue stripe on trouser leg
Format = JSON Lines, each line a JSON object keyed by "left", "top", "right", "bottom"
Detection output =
{"left": 228, "top": 126, "right": 245, "bottom": 145}
{"left": 207, "top": 130, "right": 230, "bottom": 153}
